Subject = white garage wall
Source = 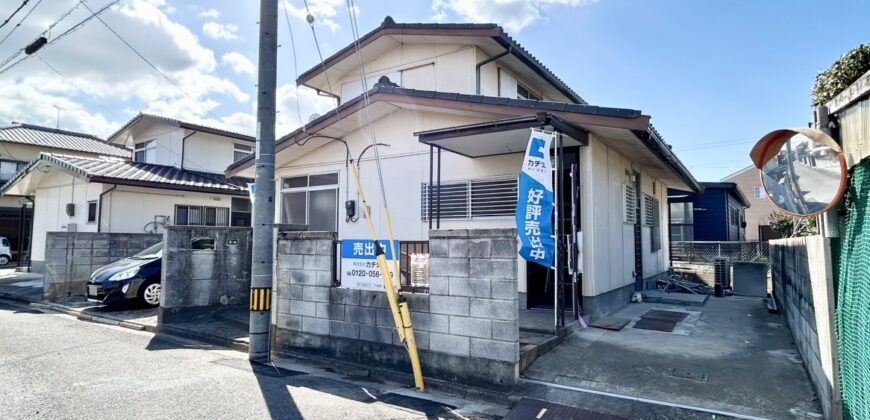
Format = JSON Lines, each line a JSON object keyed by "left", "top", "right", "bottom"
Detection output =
{"left": 30, "top": 172, "right": 104, "bottom": 262}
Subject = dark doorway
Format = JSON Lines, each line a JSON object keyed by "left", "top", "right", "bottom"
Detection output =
{"left": 0, "top": 205, "right": 32, "bottom": 264}
{"left": 526, "top": 147, "right": 580, "bottom": 310}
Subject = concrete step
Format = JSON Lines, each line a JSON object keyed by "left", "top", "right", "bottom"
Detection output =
{"left": 642, "top": 290, "right": 708, "bottom": 306}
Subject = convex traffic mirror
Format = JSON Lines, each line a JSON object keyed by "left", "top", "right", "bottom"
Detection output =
{"left": 750, "top": 128, "right": 848, "bottom": 217}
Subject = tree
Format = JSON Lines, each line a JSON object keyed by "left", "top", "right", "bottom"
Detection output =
{"left": 769, "top": 211, "right": 817, "bottom": 237}
{"left": 812, "top": 44, "right": 870, "bottom": 105}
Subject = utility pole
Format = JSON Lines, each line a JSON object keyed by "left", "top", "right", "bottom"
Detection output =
{"left": 53, "top": 105, "right": 63, "bottom": 129}
{"left": 249, "top": 0, "right": 278, "bottom": 363}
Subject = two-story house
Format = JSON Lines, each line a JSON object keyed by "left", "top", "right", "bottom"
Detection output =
{"left": 722, "top": 165, "right": 782, "bottom": 241}
{"left": 2, "top": 113, "right": 254, "bottom": 273}
{"left": 227, "top": 17, "right": 701, "bottom": 321}
{"left": 0, "top": 123, "right": 132, "bottom": 264}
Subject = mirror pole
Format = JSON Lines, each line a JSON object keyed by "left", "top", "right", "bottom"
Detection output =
{"left": 815, "top": 104, "right": 841, "bottom": 238}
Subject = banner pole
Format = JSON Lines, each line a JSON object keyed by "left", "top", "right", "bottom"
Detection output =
{"left": 553, "top": 131, "right": 560, "bottom": 333}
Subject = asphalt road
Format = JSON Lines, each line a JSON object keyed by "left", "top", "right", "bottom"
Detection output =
{"left": 0, "top": 299, "right": 490, "bottom": 420}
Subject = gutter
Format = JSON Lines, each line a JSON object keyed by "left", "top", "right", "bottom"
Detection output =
{"left": 475, "top": 46, "right": 511, "bottom": 95}
{"left": 97, "top": 185, "right": 117, "bottom": 232}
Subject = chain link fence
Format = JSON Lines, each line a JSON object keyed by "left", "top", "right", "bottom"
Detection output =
{"left": 670, "top": 241, "right": 771, "bottom": 265}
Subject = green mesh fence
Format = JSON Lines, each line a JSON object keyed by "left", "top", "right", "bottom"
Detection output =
{"left": 837, "top": 160, "right": 870, "bottom": 419}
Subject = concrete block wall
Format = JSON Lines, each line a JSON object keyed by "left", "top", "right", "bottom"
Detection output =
{"left": 159, "top": 226, "right": 252, "bottom": 323}
{"left": 273, "top": 228, "right": 520, "bottom": 389}
{"left": 770, "top": 236, "right": 841, "bottom": 419}
{"left": 39, "top": 232, "right": 161, "bottom": 300}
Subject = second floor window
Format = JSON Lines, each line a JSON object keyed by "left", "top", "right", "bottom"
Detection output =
{"left": 517, "top": 83, "right": 542, "bottom": 101}
{"left": 754, "top": 186, "right": 765, "bottom": 199}
{"left": 134, "top": 140, "right": 157, "bottom": 163}
{"left": 0, "top": 159, "right": 26, "bottom": 182}
{"left": 234, "top": 143, "right": 254, "bottom": 162}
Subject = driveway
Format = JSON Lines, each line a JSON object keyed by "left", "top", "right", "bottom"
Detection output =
{"left": 0, "top": 268, "right": 44, "bottom": 301}
{"left": 522, "top": 297, "right": 822, "bottom": 419}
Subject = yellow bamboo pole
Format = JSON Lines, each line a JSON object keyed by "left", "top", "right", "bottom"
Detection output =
{"left": 349, "top": 164, "right": 424, "bottom": 390}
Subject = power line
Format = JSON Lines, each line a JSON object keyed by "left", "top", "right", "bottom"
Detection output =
{"left": 0, "top": 0, "right": 112, "bottom": 75}
{"left": 79, "top": 0, "right": 225, "bottom": 123}
{"left": 0, "top": 1, "right": 83, "bottom": 68}
{"left": 0, "top": 0, "right": 44, "bottom": 48}
{"left": 37, "top": 55, "right": 124, "bottom": 121}
{"left": 302, "top": 0, "right": 341, "bottom": 124}
{"left": 280, "top": 0, "right": 303, "bottom": 124}
{"left": 0, "top": 0, "right": 30, "bottom": 32}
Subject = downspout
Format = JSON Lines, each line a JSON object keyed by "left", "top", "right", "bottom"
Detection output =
{"left": 316, "top": 88, "right": 341, "bottom": 106}
{"left": 181, "top": 130, "right": 197, "bottom": 169}
{"left": 476, "top": 46, "right": 512, "bottom": 95}
{"left": 22, "top": 197, "right": 33, "bottom": 269}
{"left": 97, "top": 185, "right": 117, "bottom": 233}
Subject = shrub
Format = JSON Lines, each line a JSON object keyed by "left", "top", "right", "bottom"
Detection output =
{"left": 811, "top": 44, "right": 870, "bottom": 105}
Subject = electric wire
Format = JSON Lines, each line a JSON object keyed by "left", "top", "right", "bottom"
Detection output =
{"left": 301, "top": 0, "right": 342, "bottom": 124}
{"left": 0, "top": 0, "right": 30, "bottom": 32}
{"left": 0, "top": 0, "right": 44, "bottom": 48}
{"left": 0, "top": 0, "right": 113, "bottom": 75}
{"left": 280, "top": 0, "right": 303, "bottom": 125}
{"left": 36, "top": 55, "right": 125, "bottom": 121}
{"left": 79, "top": 0, "right": 225, "bottom": 123}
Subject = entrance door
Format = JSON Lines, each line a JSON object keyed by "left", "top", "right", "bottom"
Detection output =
{"left": 526, "top": 147, "right": 580, "bottom": 310}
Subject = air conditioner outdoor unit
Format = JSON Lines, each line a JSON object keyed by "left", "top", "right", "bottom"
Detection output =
{"left": 713, "top": 257, "right": 731, "bottom": 295}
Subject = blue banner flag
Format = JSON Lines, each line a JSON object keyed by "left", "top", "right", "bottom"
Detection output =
{"left": 516, "top": 130, "right": 555, "bottom": 267}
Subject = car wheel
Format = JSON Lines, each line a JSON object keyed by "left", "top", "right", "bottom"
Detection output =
{"left": 137, "top": 281, "right": 161, "bottom": 307}
{"left": 0, "top": 255, "right": 9, "bottom": 265}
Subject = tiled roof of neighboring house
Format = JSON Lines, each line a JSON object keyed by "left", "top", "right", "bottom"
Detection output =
{"left": 2, "top": 154, "right": 250, "bottom": 196}
{"left": 296, "top": 16, "right": 588, "bottom": 105}
{"left": 226, "top": 82, "right": 700, "bottom": 192}
{"left": 105, "top": 113, "right": 255, "bottom": 144}
{"left": 0, "top": 124, "right": 130, "bottom": 157}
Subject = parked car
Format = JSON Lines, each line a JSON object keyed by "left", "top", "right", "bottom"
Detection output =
{"left": 86, "top": 242, "right": 163, "bottom": 307}
{"left": 0, "top": 236, "right": 11, "bottom": 265}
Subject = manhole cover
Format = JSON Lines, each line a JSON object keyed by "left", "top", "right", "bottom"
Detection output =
{"left": 506, "top": 398, "right": 629, "bottom": 420}
{"left": 665, "top": 368, "right": 709, "bottom": 382}
{"left": 641, "top": 310, "right": 689, "bottom": 323}
{"left": 633, "top": 318, "right": 676, "bottom": 332}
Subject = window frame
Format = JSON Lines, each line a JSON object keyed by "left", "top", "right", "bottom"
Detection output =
{"left": 174, "top": 205, "right": 230, "bottom": 226}
{"left": 516, "top": 83, "right": 543, "bottom": 101}
{"left": 421, "top": 176, "right": 518, "bottom": 221}
{"left": 134, "top": 139, "right": 157, "bottom": 163}
{"left": 280, "top": 172, "right": 340, "bottom": 231}
{"left": 0, "top": 159, "right": 27, "bottom": 182}
{"left": 86, "top": 200, "right": 97, "bottom": 224}
{"left": 754, "top": 186, "right": 765, "bottom": 199}
{"left": 233, "top": 142, "right": 254, "bottom": 162}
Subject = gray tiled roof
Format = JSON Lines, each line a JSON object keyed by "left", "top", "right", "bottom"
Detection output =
{"left": 3, "top": 154, "right": 249, "bottom": 196}
{"left": 105, "top": 113, "right": 255, "bottom": 144}
{"left": 0, "top": 124, "right": 130, "bottom": 157}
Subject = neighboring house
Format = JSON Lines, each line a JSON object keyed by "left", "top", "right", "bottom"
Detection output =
{"left": 1, "top": 113, "right": 254, "bottom": 273}
{"left": 227, "top": 17, "right": 701, "bottom": 319}
{"left": 668, "top": 182, "right": 750, "bottom": 242}
{"left": 722, "top": 165, "right": 781, "bottom": 241}
{"left": 0, "top": 124, "right": 131, "bottom": 263}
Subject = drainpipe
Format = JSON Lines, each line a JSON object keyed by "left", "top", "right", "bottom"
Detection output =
{"left": 97, "top": 185, "right": 117, "bottom": 232}
{"left": 475, "top": 46, "right": 512, "bottom": 95}
{"left": 316, "top": 88, "right": 341, "bottom": 106}
{"left": 181, "top": 131, "right": 197, "bottom": 170}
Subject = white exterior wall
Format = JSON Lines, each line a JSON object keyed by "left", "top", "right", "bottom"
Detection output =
{"left": 29, "top": 171, "right": 236, "bottom": 263}
{"left": 580, "top": 134, "right": 670, "bottom": 297}
{"left": 182, "top": 131, "right": 244, "bottom": 174}
{"left": 339, "top": 44, "right": 476, "bottom": 100}
{"left": 136, "top": 124, "right": 183, "bottom": 168}
{"left": 30, "top": 172, "right": 105, "bottom": 262}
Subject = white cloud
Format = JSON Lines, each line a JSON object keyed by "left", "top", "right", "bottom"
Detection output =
{"left": 0, "top": 0, "right": 250, "bottom": 137}
{"left": 199, "top": 8, "right": 220, "bottom": 19}
{"left": 203, "top": 22, "right": 239, "bottom": 41}
{"left": 284, "top": 0, "right": 349, "bottom": 33}
{"left": 432, "top": 0, "right": 595, "bottom": 33}
{"left": 222, "top": 52, "right": 256, "bottom": 77}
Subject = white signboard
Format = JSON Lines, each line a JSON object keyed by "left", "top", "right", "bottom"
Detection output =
{"left": 340, "top": 239, "right": 400, "bottom": 291}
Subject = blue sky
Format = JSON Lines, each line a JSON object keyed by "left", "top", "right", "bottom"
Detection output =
{"left": 0, "top": 0, "right": 867, "bottom": 182}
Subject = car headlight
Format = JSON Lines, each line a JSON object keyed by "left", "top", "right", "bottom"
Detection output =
{"left": 108, "top": 267, "right": 139, "bottom": 281}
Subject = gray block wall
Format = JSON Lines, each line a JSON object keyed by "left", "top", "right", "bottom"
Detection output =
{"left": 159, "top": 226, "right": 252, "bottom": 323}
{"left": 770, "top": 236, "right": 841, "bottom": 420}
{"left": 40, "top": 232, "right": 161, "bottom": 300}
{"left": 273, "top": 228, "right": 520, "bottom": 389}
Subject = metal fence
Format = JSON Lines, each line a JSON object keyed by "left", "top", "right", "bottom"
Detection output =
{"left": 670, "top": 241, "right": 770, "bottom": 265}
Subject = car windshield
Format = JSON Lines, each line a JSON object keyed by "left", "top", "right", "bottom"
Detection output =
{"left": 131, "top": 242, "right": 163, "bottom": 259}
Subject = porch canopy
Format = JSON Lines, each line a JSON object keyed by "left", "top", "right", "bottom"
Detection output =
{"left": 415, "top": 113, "right": 588, "bottom": 158}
